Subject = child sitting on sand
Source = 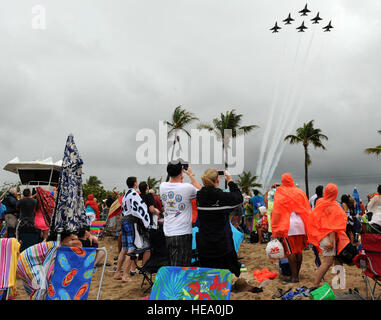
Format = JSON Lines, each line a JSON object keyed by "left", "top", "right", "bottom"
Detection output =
{"left": 255, "top": 206, "right": 268, "bottom": 243}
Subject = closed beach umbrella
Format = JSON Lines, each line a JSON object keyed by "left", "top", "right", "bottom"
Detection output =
{"left": 50, "top": 134, "right": 89, "bottom": 235}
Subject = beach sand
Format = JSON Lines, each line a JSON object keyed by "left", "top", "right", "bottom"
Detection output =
{"left": 14, "top": 236, "right": 369, "bottom": 300}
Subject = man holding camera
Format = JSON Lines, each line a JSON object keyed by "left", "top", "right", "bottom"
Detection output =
{"left": 160, "top": 160, "right": 202, "bottom": 267}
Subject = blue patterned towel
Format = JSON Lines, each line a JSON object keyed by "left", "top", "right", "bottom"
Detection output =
{"left": 149, "top": 266, "right": 232, "bottom": 300}
{"left": 46, "top": 246, "right": 97, "bottom": 300}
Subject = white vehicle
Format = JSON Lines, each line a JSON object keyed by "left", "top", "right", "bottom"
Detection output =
{"left": 3, "top": 157, "right": 62, "bottom": 192}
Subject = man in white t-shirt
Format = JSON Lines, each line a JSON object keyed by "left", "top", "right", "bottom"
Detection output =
{"left": 160, "top": 160, "right": 202, "bottom": 266}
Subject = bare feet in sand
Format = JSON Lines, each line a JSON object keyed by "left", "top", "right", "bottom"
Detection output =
{"left": 113, "top": 271, "right": 122, "bottom": 280}
{"left": 122, "top": 276, "right": 132, "bottom": 283}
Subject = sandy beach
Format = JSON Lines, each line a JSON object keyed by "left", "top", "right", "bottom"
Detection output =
{"left": 14, "top": 235, "right": 368, "bottom": 300}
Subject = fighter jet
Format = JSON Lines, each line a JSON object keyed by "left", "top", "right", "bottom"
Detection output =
{"left": 283, "top": 13, "right": 295, "bottom": 25}
{"left": 323, "top": 20, "right": 333, "bottom": 32}
{"left": 270, "top": 22, "right": 281, "bottom": 33}
{"left": 296, "top": 21, "right": 308, "bottom": 32}
{"left": 299, "top": 4, "right": 311, "bottom": 16}
{"left": 311, "top": 12, "right": 322, "bottom": 24}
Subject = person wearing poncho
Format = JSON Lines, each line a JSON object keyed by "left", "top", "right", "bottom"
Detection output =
{"left": 308, "top": 183, "right": 350, "bottom": 287}
{"left": 85, "top": 194, "right": 100, "bottom": 222}
{"left": 271, "top": 173, "right": 311, "bottom": 283}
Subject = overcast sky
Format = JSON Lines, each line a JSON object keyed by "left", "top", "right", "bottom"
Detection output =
{"left": 1, "top": 0, "right": 380, "bottom": 201}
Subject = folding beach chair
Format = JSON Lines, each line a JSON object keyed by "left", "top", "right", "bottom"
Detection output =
{"left": 353, "top": 234, "right": 381, "bottom": 300}
{"left": 46, "top": 246, "right": 108, "bottom": 300}
{"left": 127, "top": 227, "right": 170, "bottom": 294}
{"left": 0, "top": 238, "right": 20, "bottom": 300}
{"left": 90, "top": 220, "right": 107, "bottom": 239}
{"left": 17, "top": 241, "right": 59, "bottom": 300}
{"left": 149, "top": 266, "right": 233, "bottom": 300}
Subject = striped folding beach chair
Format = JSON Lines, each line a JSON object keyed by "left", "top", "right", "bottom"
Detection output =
{"left": 17, "top": 241, "right": 59, "bottom": 300}
{"left": 0, "top": 238, "right": 20, "bottom": 300}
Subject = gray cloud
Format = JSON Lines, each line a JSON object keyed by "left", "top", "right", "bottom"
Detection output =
{"left": 1, "top": 0, "right": 381, "bottom": 202}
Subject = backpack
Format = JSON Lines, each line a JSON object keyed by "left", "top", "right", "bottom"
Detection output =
{"left": 337, "top": 243, "right": 358, "bottom": 265}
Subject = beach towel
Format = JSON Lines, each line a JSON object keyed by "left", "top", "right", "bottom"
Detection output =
{"left": 17, "top": 241, "right": 59, "bottom": 300}
{"left": 307, "top": 184, "right": 350, "bottom": 255}
{"left": 0, "top": 238, "right": 20, "bottom": 299}
{"left": 230, "top": 221, "right": 244, "bottom": 253}
{"left": 36, "top": 187, "right": 55, "bottom": 228}
{"left": 46, "top": 246, "right": 97, "bottom": 300}
{"left": 271, "top": 173, "right": 312, "bottom": 238}
{"left": 107, "top": 196, "right": 123, "bottom": 220}
{"left": 192, "top": 223, "right": 243, "bottom": 257}
{"left": 90, "top": 220, "right": 107, "bottom": 235}
{"left": 149, "top": 266, "right": 233, "bottom": 300}
{"left": 353, "top": 188, "right": 362, "bottom": 215}
{"left": 122, "top": 189, "right": 151, "bottom": 229}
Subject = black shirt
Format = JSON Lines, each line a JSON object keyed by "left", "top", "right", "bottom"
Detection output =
{"left": 17, "top": 198, "right": 37, "bottom": 225}
{"left": 140, "top": 193, "right": 155, "bottom": 226}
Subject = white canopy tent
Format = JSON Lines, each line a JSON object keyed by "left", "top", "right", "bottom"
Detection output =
{"left": 3, "top": 157, "right": 62, "bottom": 189}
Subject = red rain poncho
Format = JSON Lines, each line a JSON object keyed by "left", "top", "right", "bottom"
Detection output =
{"left": 271, "top": 173, "right": 312, "bottom": 238}
{"left": 307, "top": 183, "right": 349, "bottom": 254}
{"left": 84, "top": 194, "right": 100, "bottom": 220}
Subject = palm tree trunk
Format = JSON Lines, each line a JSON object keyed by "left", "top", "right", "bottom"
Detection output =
{"left": 224, "top": 145, "right": 228, "bottom": 189}
{"left": 304, "top": 145, "right": 309, "bottom": 198}
{"left": 166, "top": 134, "right": 178, "bottom": 182}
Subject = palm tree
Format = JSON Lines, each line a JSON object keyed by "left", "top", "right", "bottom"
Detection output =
{"left": 365, "top": 130, "right": 381, "bottom": 155}
{"left": 147, "top": 176, "right": 162, "bottom": 192}
{"left": 236, "top": 171, "right": 262, "bottom": 196}
{"left": 86, "top": 176, "right": 102, "bottom": 187}
{"left": 165, "top": 106, "right": 199, "bottom": 181}
{"left": 198, "top": 109, "right": 259, "bottom": 188}
{"left": 284, "top": 120, "right": 328, "bottom": 198}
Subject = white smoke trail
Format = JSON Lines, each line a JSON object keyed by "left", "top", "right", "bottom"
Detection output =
{"left": 260, "top": 32, "right": 303, "bottom": 188}
{"left": 256, "top": 35, "right": 288, "bottom": 183}
{"left": 264, "top": 26, "right": 317, "bottom": 189}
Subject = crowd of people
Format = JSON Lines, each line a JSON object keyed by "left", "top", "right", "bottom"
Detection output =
{"left": 108, "top": 161, "right": 381, "bottom": 292}
{"left": 1, "top": 159, "right": 381, "bottom": 297}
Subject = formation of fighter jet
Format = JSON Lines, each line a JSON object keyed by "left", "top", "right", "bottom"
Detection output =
{"left": 311, "top": 12, "right": 322, "bottom": 24}
{"left": 270, "top": 22, "right": 281, "bottom": 33}
{"left": 283, "top": 13, "right": 294, "bottom": 25}
{"left": 323, "top": 20, "right": 334, "bottom": 32}
{"left": 296, "top": 21, "right": 308, "bottom": 32}
{"left": 270, "top": 4, "right": 333, "bottom": 33}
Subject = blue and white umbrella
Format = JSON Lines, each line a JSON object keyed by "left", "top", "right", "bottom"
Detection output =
{"left": 50, "top": 134, "right": 89, "bottom": 235}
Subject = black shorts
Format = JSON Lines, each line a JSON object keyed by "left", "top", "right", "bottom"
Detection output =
{"left": 165, "top": 234, "right": 192, "bottom": 267}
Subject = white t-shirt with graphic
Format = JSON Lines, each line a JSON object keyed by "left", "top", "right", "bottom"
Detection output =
{"left": 160, "top": 182, "right": 198, "bottom": 237}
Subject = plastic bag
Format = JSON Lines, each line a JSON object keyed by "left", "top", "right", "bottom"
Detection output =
{"left": 310, "top": 282, "right": 336, "bottom": 300}
{"left": 266, "top": 238, "right": 285, "bottom": 259}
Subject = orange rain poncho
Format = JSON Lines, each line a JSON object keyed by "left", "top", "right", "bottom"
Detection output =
{"left": 307, "top": 183, "right": 350, "bottom": 254}
{"left": 271, "top": 173, "right": 312, "bottom": 238}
